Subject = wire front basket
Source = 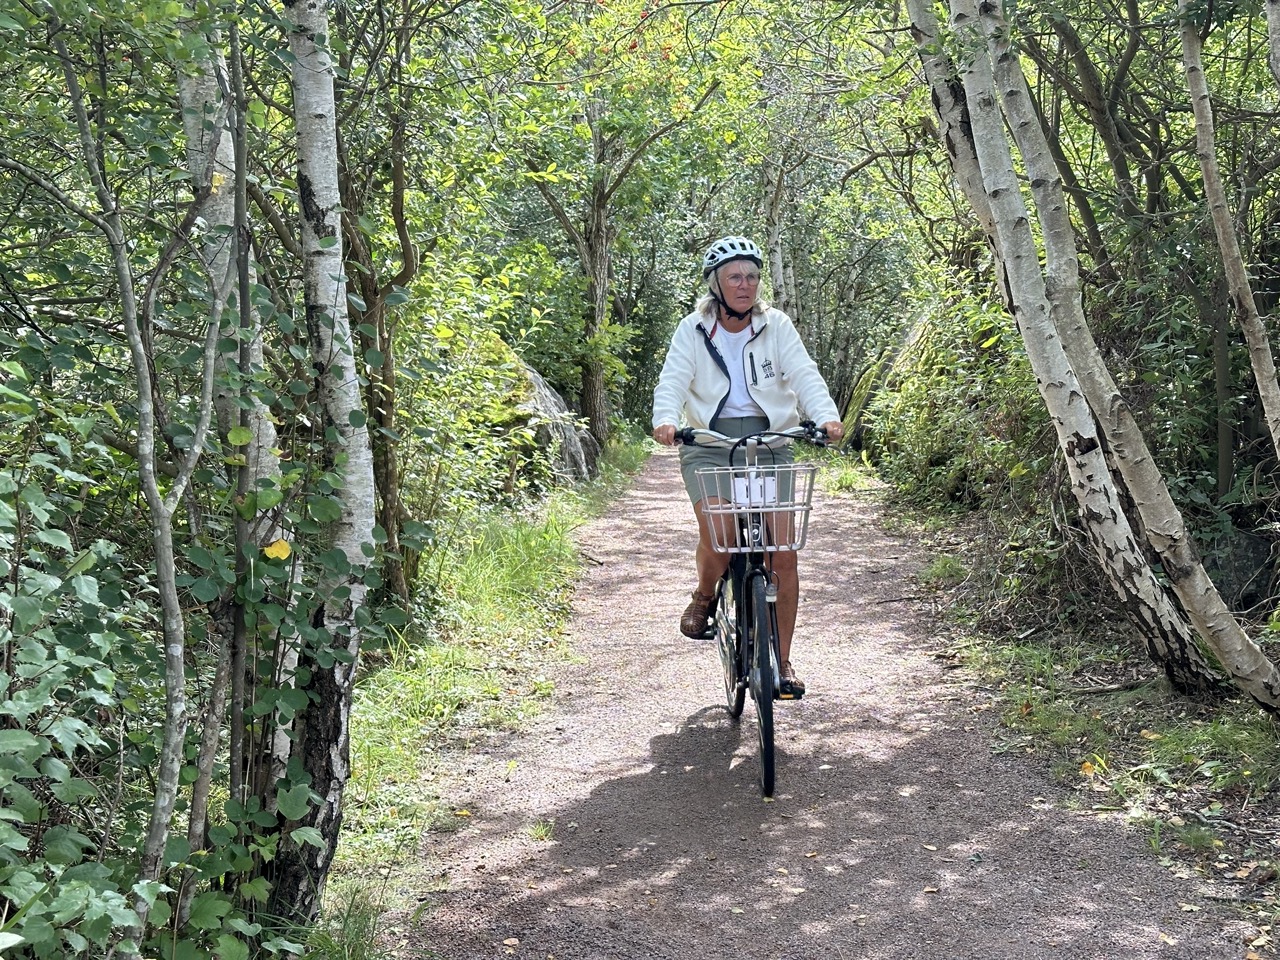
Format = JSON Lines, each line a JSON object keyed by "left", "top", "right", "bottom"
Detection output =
{"left": 695, "top": 462, "right": 818, "bottom": 554}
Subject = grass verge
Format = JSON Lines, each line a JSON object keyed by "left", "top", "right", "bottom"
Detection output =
{"left": 908, "top": 509, "right": 1280, "bottom": 937}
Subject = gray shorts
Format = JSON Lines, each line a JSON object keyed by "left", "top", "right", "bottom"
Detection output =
{"left": 678, "top": 416, "right": 795, "bottom": 506}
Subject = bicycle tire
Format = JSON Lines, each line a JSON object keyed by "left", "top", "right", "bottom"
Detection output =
{"left": 750, "top": 572, "right": 777, "bottom": 797}
{"left": 716, "top": 569, "right": 746, "bottom": 718}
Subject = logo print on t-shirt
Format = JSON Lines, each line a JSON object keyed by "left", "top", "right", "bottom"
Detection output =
{"left": 761, "top": 357, "right": 775, "bottom": 380}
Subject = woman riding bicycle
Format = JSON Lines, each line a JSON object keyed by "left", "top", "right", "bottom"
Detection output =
{"left": 651, "top": 235, "right": 844, "bottom": 698}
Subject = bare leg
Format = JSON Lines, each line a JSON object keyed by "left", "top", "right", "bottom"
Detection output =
{"left": 694, "top": 498, "right": 731, "bottom": 594}
{"left": 768, "top": 550, "right": 799, "bottom": 665}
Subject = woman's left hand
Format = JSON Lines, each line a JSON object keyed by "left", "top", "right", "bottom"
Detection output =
{"left": 820, "top": 420, "right": 844, "bottom": 443}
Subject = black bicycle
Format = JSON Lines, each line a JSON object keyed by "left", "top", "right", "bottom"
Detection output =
{"left": 677, "top": 423, "right": 825, "bottom": 797}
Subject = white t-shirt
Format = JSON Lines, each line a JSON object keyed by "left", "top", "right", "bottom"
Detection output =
{"left": 715, "top": 325, "right": 765, "bottom": 418}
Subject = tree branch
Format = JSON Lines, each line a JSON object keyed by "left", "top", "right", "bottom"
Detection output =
{"left": 603, "top": 79, "right": 721, "bottom": 205}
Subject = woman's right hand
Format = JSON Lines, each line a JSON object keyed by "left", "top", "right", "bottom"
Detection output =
{"left": 652, "top": 424, "right": 676, "bottom": 446}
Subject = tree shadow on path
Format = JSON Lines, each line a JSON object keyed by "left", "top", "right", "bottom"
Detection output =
{"left": 390, "top": 452, "right": 1250, "bottom": 960}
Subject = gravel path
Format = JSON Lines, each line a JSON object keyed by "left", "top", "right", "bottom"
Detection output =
{"left": 389, "top": 449, "right": 1253, "bottom": 959}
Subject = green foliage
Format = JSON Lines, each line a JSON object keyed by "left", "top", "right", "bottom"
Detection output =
{"left": 11, "top": 0, "right": 1280, "bottom": 947}
{"left": 919, "top": 554, "right": 967, "bottom": 588}
{"left": 306, "top": 885, "right": 393, "bottom": 960}
{"left": 526, "top": 818, "right": 555, "bottom": 841}
{"left": 0, "top": 363, "right": 152, "bottom": 958}
{"left": 394, "top": 275, "right": 562, "bottom": 595}
{"left": 819, "top": 455, "right": 879, "bottom": 494}
{"left": 868, "top": 283, "right": 1050, "bottom": 511}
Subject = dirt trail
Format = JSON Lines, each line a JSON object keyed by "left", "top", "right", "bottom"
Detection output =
{"left": 389, "top": 450, "right": 1252, "bottom": 959}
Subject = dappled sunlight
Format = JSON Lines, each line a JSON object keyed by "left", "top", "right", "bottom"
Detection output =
{"left": 390, "top": 452, "right": 1245, "bottom": 959}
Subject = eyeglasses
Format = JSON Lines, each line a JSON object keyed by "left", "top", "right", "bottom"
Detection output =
{"left": 723, "top": 271, "right": 761, "bottom": 286}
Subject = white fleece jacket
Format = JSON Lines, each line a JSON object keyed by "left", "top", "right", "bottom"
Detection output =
{"left": 651, "top": 305, "right": 840, "bottom": 432}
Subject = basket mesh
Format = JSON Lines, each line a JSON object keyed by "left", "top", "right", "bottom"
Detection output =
{"left": 695, "top": 462, "right": 817, "bottom": 553}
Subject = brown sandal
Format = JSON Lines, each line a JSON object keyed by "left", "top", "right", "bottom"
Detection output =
{"left": 680, "top": 589, "right": 716, "bottom": 638}
{"left": 779, "top": 661, "right": 806, "bottom": 699}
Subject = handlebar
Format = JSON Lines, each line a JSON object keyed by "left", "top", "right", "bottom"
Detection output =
{"left": 675, "top": 420, "right": 829, "bottom": 449}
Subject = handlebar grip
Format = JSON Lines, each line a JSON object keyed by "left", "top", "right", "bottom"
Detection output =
{"left": 675, "top": 427, "right": 696, "bottom": 445}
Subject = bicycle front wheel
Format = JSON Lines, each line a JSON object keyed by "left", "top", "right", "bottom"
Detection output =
{"left": 750, "top": 572, "right": 777, "bottom": 797}
{"left": 716, "top": 571, "right": 746, "bottom": 718}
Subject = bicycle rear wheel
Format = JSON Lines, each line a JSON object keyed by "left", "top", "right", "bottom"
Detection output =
{"left": 716, "top": 569, "right": 746, "bottom": 718}
{"left": 750, "top": 572, "right": 777, "bottom": 797}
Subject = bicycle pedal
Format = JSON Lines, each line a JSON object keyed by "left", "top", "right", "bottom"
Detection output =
{"left": 775, "top": 687, "right": 805, "bottom": 701}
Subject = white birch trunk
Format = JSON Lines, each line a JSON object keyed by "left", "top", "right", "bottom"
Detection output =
{"left": 267, "top": 0, "right": 377, "bottom": 924}
{"left": 1179, "top": 1, "right": 1280, "bottom": 462}
{"left": 178, "top": 58, "right": 285, "bottom": 488}
{"left": 975, "top": 0, "right": 1280, "bottom": 706}
{"left": 174, "top": 27, "right": 300, "bottom": 925}
{"left": 764, "top": 157, "right": 790, "bottom": 316}
{"left": 940, "top": 0, "right": 1217, "bottom": 693}
{"left": 947, "top": 0, "right": 1280, "bottom": 707}
{"left": 970, "top": 3, "right": 1224, "bottom": 691}
{"left": 43, "top": 21, "right": 212, "bottom": 951}
{"left": 1266, "top": 0, "right": 1280, "bottom": 87}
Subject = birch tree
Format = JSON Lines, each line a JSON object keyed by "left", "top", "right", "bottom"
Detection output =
{"left": 174, "top": 17, "right": 299, "bottom": 926}
{"left": 1266, "top": 0, "right": 1280, "bottom": 86}
{"left": 905, "top": 0, "right": 1238, "bottom": 695}
{"left": 14, "top": 15, "right": 231, "bottom": 949}
{"left": 912, "top": 0, "right": 1280, "bottom": 706}
{"left": 265, "top": 0, "right": 378, "bottom": 924}
{"left": 1178, "top": 0, "right": 1280, "bottom": 464}
{"left": 977, "top": 0, "right": 1280, "bottom": 707}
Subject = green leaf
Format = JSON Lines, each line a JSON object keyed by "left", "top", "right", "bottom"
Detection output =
{"left": 275, "top": 783, "right": 313, "bottom": 821}
{"left": 289, "top": 826, "right": 326, "bottom": 849}
{"left": 238, "top": 875, "right": 271, "bottom": 903}
{"left": 308, "top": 496, "right": 343, "bottom": 523}
{"left": 34, "top": 529, "right": 73, "bottom": 551}
{"left": 191, "top": 577, "right": 222, "bottom": 603}
{"left": 227, "top": 426, "right": 253, "bottom": 446}
{"left": 215, "top": 934, "right": 251, "bottom": 960}
{"left": 70, "top": 575, "right": 99, "bottom": 605}
{"left": 0, "top": 730, "right": 46, "bottom": 760}
{"left": 187, "top": 891, "right": 232, "bottom": 929}
{"left": 256, "top": 488, "right": 284, "bottom": 512}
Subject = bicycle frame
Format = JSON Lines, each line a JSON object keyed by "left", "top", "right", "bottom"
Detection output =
{"left": 724, "top": 437, "right": 781, "bottom": 697}
{"left": 678, "top": 423, "right": 824, "bottom": 797}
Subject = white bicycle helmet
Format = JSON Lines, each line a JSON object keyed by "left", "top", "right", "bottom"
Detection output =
{"left": 701, "top": 236, "right": 763, "bottom": 278}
